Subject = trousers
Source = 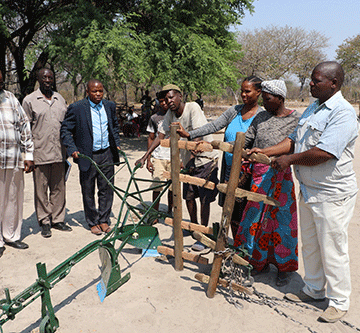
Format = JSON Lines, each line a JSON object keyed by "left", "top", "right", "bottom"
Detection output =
{"left": 33, "top": 162, "right": 66, "bottom": 225}
{"left": 79, "top": 148, "right": 114, "bottom": 227}
{"left": 0, "top": 168, "right": 24, "bottom": 246}
{"left": 300, "top": 192, "right": 356, "bottom": 311}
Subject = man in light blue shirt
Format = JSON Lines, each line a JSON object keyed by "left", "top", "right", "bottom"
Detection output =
{"left": 248, "top": 62, "right": 358, "bottom": 323}
{"left": 89, "top": 99, "right": 109, "bottom": 151}
{"left": 61, "top": 79, "right": 121, "bottom": 235}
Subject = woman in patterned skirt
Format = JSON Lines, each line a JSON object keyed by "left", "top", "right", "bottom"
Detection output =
{"left": 234, "top": 79, "right": 300, "bottom": 286}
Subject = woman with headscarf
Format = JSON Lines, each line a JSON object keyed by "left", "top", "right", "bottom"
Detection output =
{"left": 176, "top": 76, "right": 263, "bottom": 240}
{"left": 234, "top": 80, "right": 300, "bottom": 286}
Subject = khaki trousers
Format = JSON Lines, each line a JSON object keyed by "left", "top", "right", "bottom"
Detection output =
{"left": 33, "top": 162, "right": 66, "bottom": 226}
{"left": 0, "top": 168, "right": 24, "bottom": 247}
{"left": 300, "top": 192, "right": 356, "bottom": 311}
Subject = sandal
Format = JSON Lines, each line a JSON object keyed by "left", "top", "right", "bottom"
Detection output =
{"left": 90, "top": 225, "right": 103, "bottom": 235}
{"left": 99, "top": 223, "right": 111, "bottom": 233}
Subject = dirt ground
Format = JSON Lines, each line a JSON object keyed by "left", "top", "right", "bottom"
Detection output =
{"left": 1, "top": 105, "right": 360, "bottom": 333}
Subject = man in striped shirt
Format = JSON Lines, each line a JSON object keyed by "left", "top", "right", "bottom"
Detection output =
{"left": 0, "top": 70, "right": 34, "bottom": 258}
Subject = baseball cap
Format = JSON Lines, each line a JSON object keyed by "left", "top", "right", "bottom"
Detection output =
{"left": 160, "top": 84, "right": 182, "bottom": 94}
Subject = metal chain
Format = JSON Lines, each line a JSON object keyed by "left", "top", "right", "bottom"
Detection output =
{"left": 219, "top": 249, "right": 360, "bottom": 333}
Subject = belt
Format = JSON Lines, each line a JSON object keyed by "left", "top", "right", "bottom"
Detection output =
{"left": 92, "top": 147, "right": 110, "bottom": 155}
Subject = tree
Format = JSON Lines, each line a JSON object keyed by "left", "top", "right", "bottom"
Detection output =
{"left": 2, "top": 0, "right": 255, "bottom": 101}
{"left": 236, "top": 26, "right": 329, "bottom": 93}
{"left": 336, "top": 34, "right": 360, "bottom": 103}
{"left": 125, "top": 0, "right": 254, "bottom": 96}
{"left": 0, "top": 0, "right": 128, "bottom": 99}
{"left": 0, "top": 0, "right": 77, "bottom": 99}
{"left": 51, "top": 0, "right": 254, "bottom": 100}
{"left": 336, "top": 34, "right": 360, "bottom": 80}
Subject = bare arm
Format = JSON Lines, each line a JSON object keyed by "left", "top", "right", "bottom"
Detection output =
{"left": 146, "top": 132, "right": 156, "bottom": 173}
{"left": 272, "top": 147, "right": 334, "bottom": 171}
{"left": 135, "top": 132, "right": 165, "bottom": 167}
{"left": 248, "top": 137, "right": 294, "bottom": 158}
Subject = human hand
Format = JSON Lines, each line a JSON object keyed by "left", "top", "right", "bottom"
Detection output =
{"left": 71, "top": 151, "right": 79, "bottom": 159}
{"left": 135, "top": 157, "right": 146, "bottom": 168}
{"left": 146, "top": 160, "right": 154, "bottom": 174}
{"left": 24, "top": 160, "right": 35, "bottom": 173}
{"left": 271, "top": 155, "right": 291, "bottom": 171}
{"left": 193, "top": 140, "right": 207, "bottom": 154}
{"left": 174, "top": 122, "right": 190, "bottom": 138}
{"left": 246, "top": 147, "right": 263, "bottom": 162}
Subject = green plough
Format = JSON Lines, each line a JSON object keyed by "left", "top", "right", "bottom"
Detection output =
{"left": 0, "top": 150, "right": 171, "bottom": 333}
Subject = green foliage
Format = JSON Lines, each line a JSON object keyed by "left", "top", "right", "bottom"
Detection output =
{"left": 125, "top": 0, "right": 252, "bottom": 95}
{"left": 72, "top": 20, "right": 150, "bottom": 94}
{"left": 3, "top": 0, "right": 254, "bottom": 100}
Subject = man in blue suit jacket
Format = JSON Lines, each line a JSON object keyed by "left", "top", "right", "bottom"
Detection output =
{"left": 61, "top": 79, "right": 121, "bottom": 235}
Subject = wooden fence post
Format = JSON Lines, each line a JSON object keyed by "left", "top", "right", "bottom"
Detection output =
{"left": 170, "top": 124, "right": 183, "bottom": 271}
{"left": 206, "top": 132, "right": 245, "bottom": 298}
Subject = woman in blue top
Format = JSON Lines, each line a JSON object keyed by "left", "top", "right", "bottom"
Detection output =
{"left": 176, "top": 76, "right": 263, "bottom": 237}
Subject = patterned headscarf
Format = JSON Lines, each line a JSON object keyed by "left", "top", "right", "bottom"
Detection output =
{"left": 261, "top": 80, "right": 287, "bottom": 99}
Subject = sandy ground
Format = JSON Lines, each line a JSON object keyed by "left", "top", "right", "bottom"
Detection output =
{"left": 2, "top": 110, "right": 360, "bottom": 333}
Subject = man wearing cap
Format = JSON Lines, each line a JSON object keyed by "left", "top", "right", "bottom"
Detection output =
{"left": 248, "top": 61, "right": 358, "bottom": 323}
{"left": 136, "top": 84, "right": 219, "bottom": 249}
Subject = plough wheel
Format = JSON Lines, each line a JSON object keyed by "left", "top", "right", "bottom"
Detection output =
{"left": 39, "top": 315, "right": 59, "bottom": 333}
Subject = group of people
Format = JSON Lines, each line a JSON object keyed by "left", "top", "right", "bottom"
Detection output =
{"left": 137, "top": 61, "right": 358, "bottom": 323}
{"left": 0, "top": 69, "right": 122, "bottom": 257}
{"left": 0, "top": 60, "right": 357, "bottom": 324}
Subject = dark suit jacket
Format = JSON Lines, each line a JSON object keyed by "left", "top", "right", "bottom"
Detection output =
{"left": 60, "top": 98, "right": 121, "bottom": 172}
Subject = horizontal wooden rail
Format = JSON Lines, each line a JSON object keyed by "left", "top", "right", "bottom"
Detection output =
{"left": 162, "top": 171, "right": 216, "bottom": 190}
{"left": 217, "top": 183, "right": 280, "bottom": 207}
{"left": 157, "top": 246, "right": 209, "bottom": 265}
{"left": 192, "top": 231, "right": 249, "bottom": 266}
{"left": 164, "top": 218, "right": 213, "bottom": 234}
{"left": 195, "top": 273, "right": 252, "bottom": 295}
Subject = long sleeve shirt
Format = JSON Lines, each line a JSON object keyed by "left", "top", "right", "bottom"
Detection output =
{"left": 89, "top": 99, "right": 110, "bottom": 151}
{"left": 0, "top": 90, "right": 33, "bottom": 169}
{"left": 22, "top": 88, "right": 67, "bottom": 164}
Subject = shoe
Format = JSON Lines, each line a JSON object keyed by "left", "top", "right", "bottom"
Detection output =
{"left": 150, "top": 219, "right": 159, "bottom": 225}
{"left": 251, "top": 264, "right": 270, "bottom": 277}
{"left": 99, "top": 223, "right": 111, "bottom": 233}
{"left": 191, "top": 241, "right": 205, "bottom": 251}
{"left": 41, "top": 224, "right": 52, "bottom": 238}
{"left": 183, "top": 229, "right": 192, "bottom": 237}
{"left": 0, "top": 247, "right": 5, "bottom": 258}
{"left": 52, "top": 222, "right": 72, "bottom": 232}
{"left": 276, "top": 271, "right": 289, "bottom": 287}
{"left": 318, "top": 306, "right": 347, "bottom": 323}
{"left": 5, "top": 240, "right": 29, "bottom": 249}
{"left": 91, "top": 225, "right": 103, "bottom": 235}
{"left": 284, "top": 290, "right": 325, "bottom": 303}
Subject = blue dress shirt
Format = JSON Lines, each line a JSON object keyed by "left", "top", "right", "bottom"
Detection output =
{"left": 89, "top": 99, "right": 109, "bottom": 151}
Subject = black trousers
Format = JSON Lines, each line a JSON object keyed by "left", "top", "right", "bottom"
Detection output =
{"left": 79, "top": 148, "right": 114, "bottom": 227}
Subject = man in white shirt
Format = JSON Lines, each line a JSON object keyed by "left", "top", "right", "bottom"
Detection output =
{"left": 146, "top": 95, "right": 172, "bottom": 221}
{"left": 249, "top": 62, "right": 358, "bottom": 323}
{"left": 136, "top": 85, "right": 219, "bottom": 249}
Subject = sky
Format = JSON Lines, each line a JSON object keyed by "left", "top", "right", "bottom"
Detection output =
{"left": 235, "top": 0, "right": 360, "bottom": 60}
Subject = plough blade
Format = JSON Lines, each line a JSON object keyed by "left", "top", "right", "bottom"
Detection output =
{"left": 98, "top": 245, "right": 130, "bottom": 300}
